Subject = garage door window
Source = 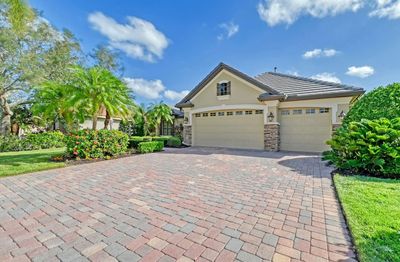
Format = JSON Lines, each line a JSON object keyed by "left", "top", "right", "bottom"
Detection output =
{"left": 236, "top": 111, "right": 243, "bottom": 115}
{"left": 245, "top": 110, "right": 253, "bottom": 115}
{"left": 293, "top": 109, "right": 302, "bottom": 115}
{"left": 281, "top": 110, "right": 290, "bottom": 115}
{"left": 227, "top": 111, "right": 233, "bottom": 116}
{"left": 218, "top": 112, "right": 225, "bottom": 116}
{"left": 319, "top": 108, "right": 330, "bottom": 113}
{"left": 306, "top": 108, "right": 316, "bottom": 114}
{"left": 202, "top": 113, "right": 208, "bottom": 117}
{"left": 255, "top": 110, "right": 263, "bottom": 114}
{"left": 195, "top": 113, "right": 201, "bottom": 117}
{"left": 210, "top": 112, "right": 216, "bottom": 116}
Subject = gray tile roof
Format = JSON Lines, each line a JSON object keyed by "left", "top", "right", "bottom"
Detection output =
{"left": 254, "top": 72, "right": 364, "bottom": 98}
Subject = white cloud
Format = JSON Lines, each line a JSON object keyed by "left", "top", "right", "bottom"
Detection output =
{"left": 303, "top": 48, "right": 339, "bottom": 59}
{"left": 124, "top": 78, "right": 166, "bottom": 99}
{"left": 218, "top": 22, "right": 239, "bottom": 40}
{"left": 257, "top": 0, "right": 364, "bottom": 26}
{"left": 164, "top": 90, "right": 190, "bottom": 101}
{"left": 88, "top": 12, "right": 169, "bottom": 62}
{"left": 369, "top": 0, "right": 400, "bottom": 19}
{"left": 346, "top": 66, "right": 375, "bottom": 78}
{"left": 311, "top": 72, "right": 342, "bottom": 83}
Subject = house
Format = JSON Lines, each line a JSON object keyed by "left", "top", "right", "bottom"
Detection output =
{"left": 176, "top": 63, "right": 365, "bottom": 152}
{"left": 160, "top": 108, "right": 184, "bottom": 136}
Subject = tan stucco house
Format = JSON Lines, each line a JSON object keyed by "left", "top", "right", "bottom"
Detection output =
{"left": 176, "top": 63, "right": 365, "bottom": 152}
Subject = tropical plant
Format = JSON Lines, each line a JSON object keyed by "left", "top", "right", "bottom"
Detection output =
{"left": 137, "top": 141, "right": 164, "bottom": 154}
{"left": 147, "top": 102, "right": 173, "bottom": 136}
{"left": 344, "top": 83, "right": 400, "bottom": 125}
{"left": 324, "top": 118, "right": 400, "bottom": 178}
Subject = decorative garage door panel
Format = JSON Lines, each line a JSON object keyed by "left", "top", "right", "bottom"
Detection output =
{"left": 280, "top": 108, "right": 332, "bottom": 153}
{"left": 192, "top": 110, "right": 264, "bottom": 150}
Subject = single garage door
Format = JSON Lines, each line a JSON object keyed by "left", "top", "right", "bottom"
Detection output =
{"left": 192, "top": 110, "right": 264, "bottom": 150}
{"left": 279, "top": 108, "right": 332, "bottom": 152}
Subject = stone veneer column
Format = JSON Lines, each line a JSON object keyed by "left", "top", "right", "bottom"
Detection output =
{"left": 264, "top": 124, "right": 280, "bottom": 151}
{"left": 183, "top": 125, "right": 192, "bottom": 145}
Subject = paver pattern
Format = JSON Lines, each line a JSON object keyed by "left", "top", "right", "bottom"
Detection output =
{"left": 0, "top": 147, "right": 356, "bottom": 261}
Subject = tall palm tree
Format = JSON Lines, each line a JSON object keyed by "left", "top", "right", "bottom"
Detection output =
{"left": 148, "top": 102, "right": 173, "bottom": 136}
{"left": 70, "top": 66, "right": 133, "bottom": 130}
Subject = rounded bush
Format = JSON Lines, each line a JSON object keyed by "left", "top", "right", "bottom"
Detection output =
{"left": 0, "top": 131, "right": 65, "bottom": 152}
{"left": 344, "top": 83, "right": 400, "bottom": 124}
{"left": 66, "top": 129, "right": 129, "bottom": 159}
{"left": 166, "top": 136, "right": 181, "bottom": 147}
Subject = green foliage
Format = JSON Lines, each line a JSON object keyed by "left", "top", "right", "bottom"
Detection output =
{"left": 128, "top": 136, "right": 144, "bottom": 148}
{"left": 0, "top": 131, "right": 65, "bottom": 152}
{"left": 137, "top": 141, "right": 164, "bottom": 154}
{"left": 66, "top": 129, "right": 128, "bottom": 159}
{"left": 344, "top": 83, "right": 400, "bottom": 124}
{"left": 166, "top": 136, "right": 182, "bottom": 147}
{"left": 325, "top": 118, "right": 400, "bottom": 177}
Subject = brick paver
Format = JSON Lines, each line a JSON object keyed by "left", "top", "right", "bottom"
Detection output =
{"left": 0, "top": 147, "right": 356, "bottom": 261}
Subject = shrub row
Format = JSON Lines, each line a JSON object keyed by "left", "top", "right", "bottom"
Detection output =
{"left": 66, "top": 129, "right": 129, "bottom": 159}
{"left": 0, "top": 131, "right": 65, "bottom": 152}
{"left": 137, "top": 141, "right": 164, "bottom": 153}
{"left": 129, "top": 136, "right": 181, "bottom": 148}
{"left": 324, "top": 118, "right": 400, "bottom": 178}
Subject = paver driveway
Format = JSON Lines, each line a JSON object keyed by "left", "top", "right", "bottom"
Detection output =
{"left": 0, "top": 147, "right": 355, "bottom": 262}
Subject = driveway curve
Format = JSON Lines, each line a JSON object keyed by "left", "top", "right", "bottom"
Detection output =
{"left": 0, "top": 147, "right": 355, "bottom": 261}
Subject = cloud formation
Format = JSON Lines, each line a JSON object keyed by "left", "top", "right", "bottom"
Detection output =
{"left": 257, "top": 0, "right": 363, "bottom": 26}
{"left": 346, "top": 66, "right": 375, "bottom": 78}
{"left": 88, "top": 12, "right": 169, "bottom": 62}
{"left": 303, "top": 48, "right": 339, "bottom": 59}
{"left": 218, "top": 22, "right": 239, "bottom": 40}
{"left": 311, "top": 72, "right": 342, "bottom": 83}
{"left": 164, "top": 90, "right": 190, "bottom": 101}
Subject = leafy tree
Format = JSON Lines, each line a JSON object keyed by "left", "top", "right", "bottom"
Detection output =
{"left": 69, "top": 66, "right": 133, "bottom": 130}
{"left": 1, "top": 0, "right": 34, "bottom": 35}
{"left": 148, "top": 102, "right": 173, "bottom": 136}
{"left": 344, "top": 83, "right": 400, "bottom": 125}
{"left": 0, "top": 2, "right": 81, "bottom": 135}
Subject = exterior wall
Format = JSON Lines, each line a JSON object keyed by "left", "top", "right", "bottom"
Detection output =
{"left": 264, "top": 124, "right": 280, "bottom": 151}
{"left": 79, "top": 117, "right": 121, "bottom": 130}
{"left": 190, "top": 71, "right": 264, "bottom": 109}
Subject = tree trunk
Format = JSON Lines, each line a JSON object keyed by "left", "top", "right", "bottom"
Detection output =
{"left": 0, "top": 95, "right": 12, "bottom": 135}
{"left": 104, "top": 110, "right": 110, "bottom": 130}
{"left": 92, "top": 114, "right": 98, "bottom": 130}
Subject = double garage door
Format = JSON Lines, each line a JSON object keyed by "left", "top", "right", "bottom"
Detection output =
{"left": 192, "top": 110, "right": 264, "bottom": 150}
{"left": 191, "top": 108, "right": 332, "bottom": 152}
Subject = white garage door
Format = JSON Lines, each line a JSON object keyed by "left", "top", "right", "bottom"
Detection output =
{"left": 279, "top": 108, "right": 332, "bottom": 152}
{"left": 192, "top": 110, "right": 264, "bottom": 150}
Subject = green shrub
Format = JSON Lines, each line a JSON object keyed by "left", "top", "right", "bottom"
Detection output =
{"left": 153, "top": 136, "right": 171, "bottom": 146}
{"left": 166, "top": 136, "right": 181, "bottom": 147}
{"left": 129, "top": 136, "right": 144, "bottom": 148}
{"left": 66, "top": 129, "right": 129, "bottom": 159}
{"left": 0, "top": 131, "right": 65, "bottom": 152}
{"left": 324, "top": 118, "right": 400, "bottom": 178}
{"left": 344, "top": 83, "right": 400, "bottom": 124}
{"left": 137, "top": 141, "right": 164, "bottom": 153}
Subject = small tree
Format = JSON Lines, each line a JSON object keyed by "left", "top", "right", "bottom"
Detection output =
{"left": 148, "top": 102, "right": 173, "bottom": 136}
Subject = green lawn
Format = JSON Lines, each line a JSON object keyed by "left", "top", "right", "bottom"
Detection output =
{"left": 334, "top": 174, "right": 400, "bottom": 262}
{"left": 0, "top": 148, "right": 66, "bottom": 177}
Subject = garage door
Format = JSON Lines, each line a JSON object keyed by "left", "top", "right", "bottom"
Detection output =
{"left": 279, "top": 108, "right": 332, "bottom": 152}
{"left": 192, "top": 110, "right": 264, "bottom": 150}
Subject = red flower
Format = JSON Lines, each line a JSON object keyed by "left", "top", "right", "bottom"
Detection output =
{"left": 73, "top": 151, "right": 78, "bottom": 155}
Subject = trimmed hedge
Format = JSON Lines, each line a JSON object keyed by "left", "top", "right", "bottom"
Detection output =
{"left": 137, "top": 141, "right": 164, "bottom": 153}
{"left": 128, "top": 136, "right": 180, "bottom": 148}
{"left": 324, "top": 118, "right": 400, "bottom": 178}
{"left": 66, "top": 129, "right": 129, "bottom": 159}
{"left": 0, "top": 131, "right": 65, "bottom": 152}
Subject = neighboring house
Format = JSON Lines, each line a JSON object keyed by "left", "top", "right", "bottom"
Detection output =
{"left": 79, "top": 107, "right": 121, "bottom": 130}
{"left": 160, "top": 108, "right": 184, "bottom": 136}
{"left": 176, "top": 63, "right": 365, "bottom": 152}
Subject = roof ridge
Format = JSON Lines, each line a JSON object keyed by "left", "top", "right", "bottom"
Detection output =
{"left": 262, "top": 72, "right": 363, "bottom": 91}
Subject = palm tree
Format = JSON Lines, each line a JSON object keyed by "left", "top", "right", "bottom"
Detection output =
{"left": 32, "top": 81, "right": 85, "bottom": 131}
{"left": 70, "top": 66, "right": 133, "bottom": 130}
{"left": 148, "top": 102, "right": 173, "bottom": 136}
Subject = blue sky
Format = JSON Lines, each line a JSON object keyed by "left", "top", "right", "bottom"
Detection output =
{"left": 31, "top": 0, "right": 400, "bottom": 105}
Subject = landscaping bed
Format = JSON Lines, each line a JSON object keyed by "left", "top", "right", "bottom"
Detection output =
{"left": 334, "top": 174, "right": 400, "bottom": 262}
